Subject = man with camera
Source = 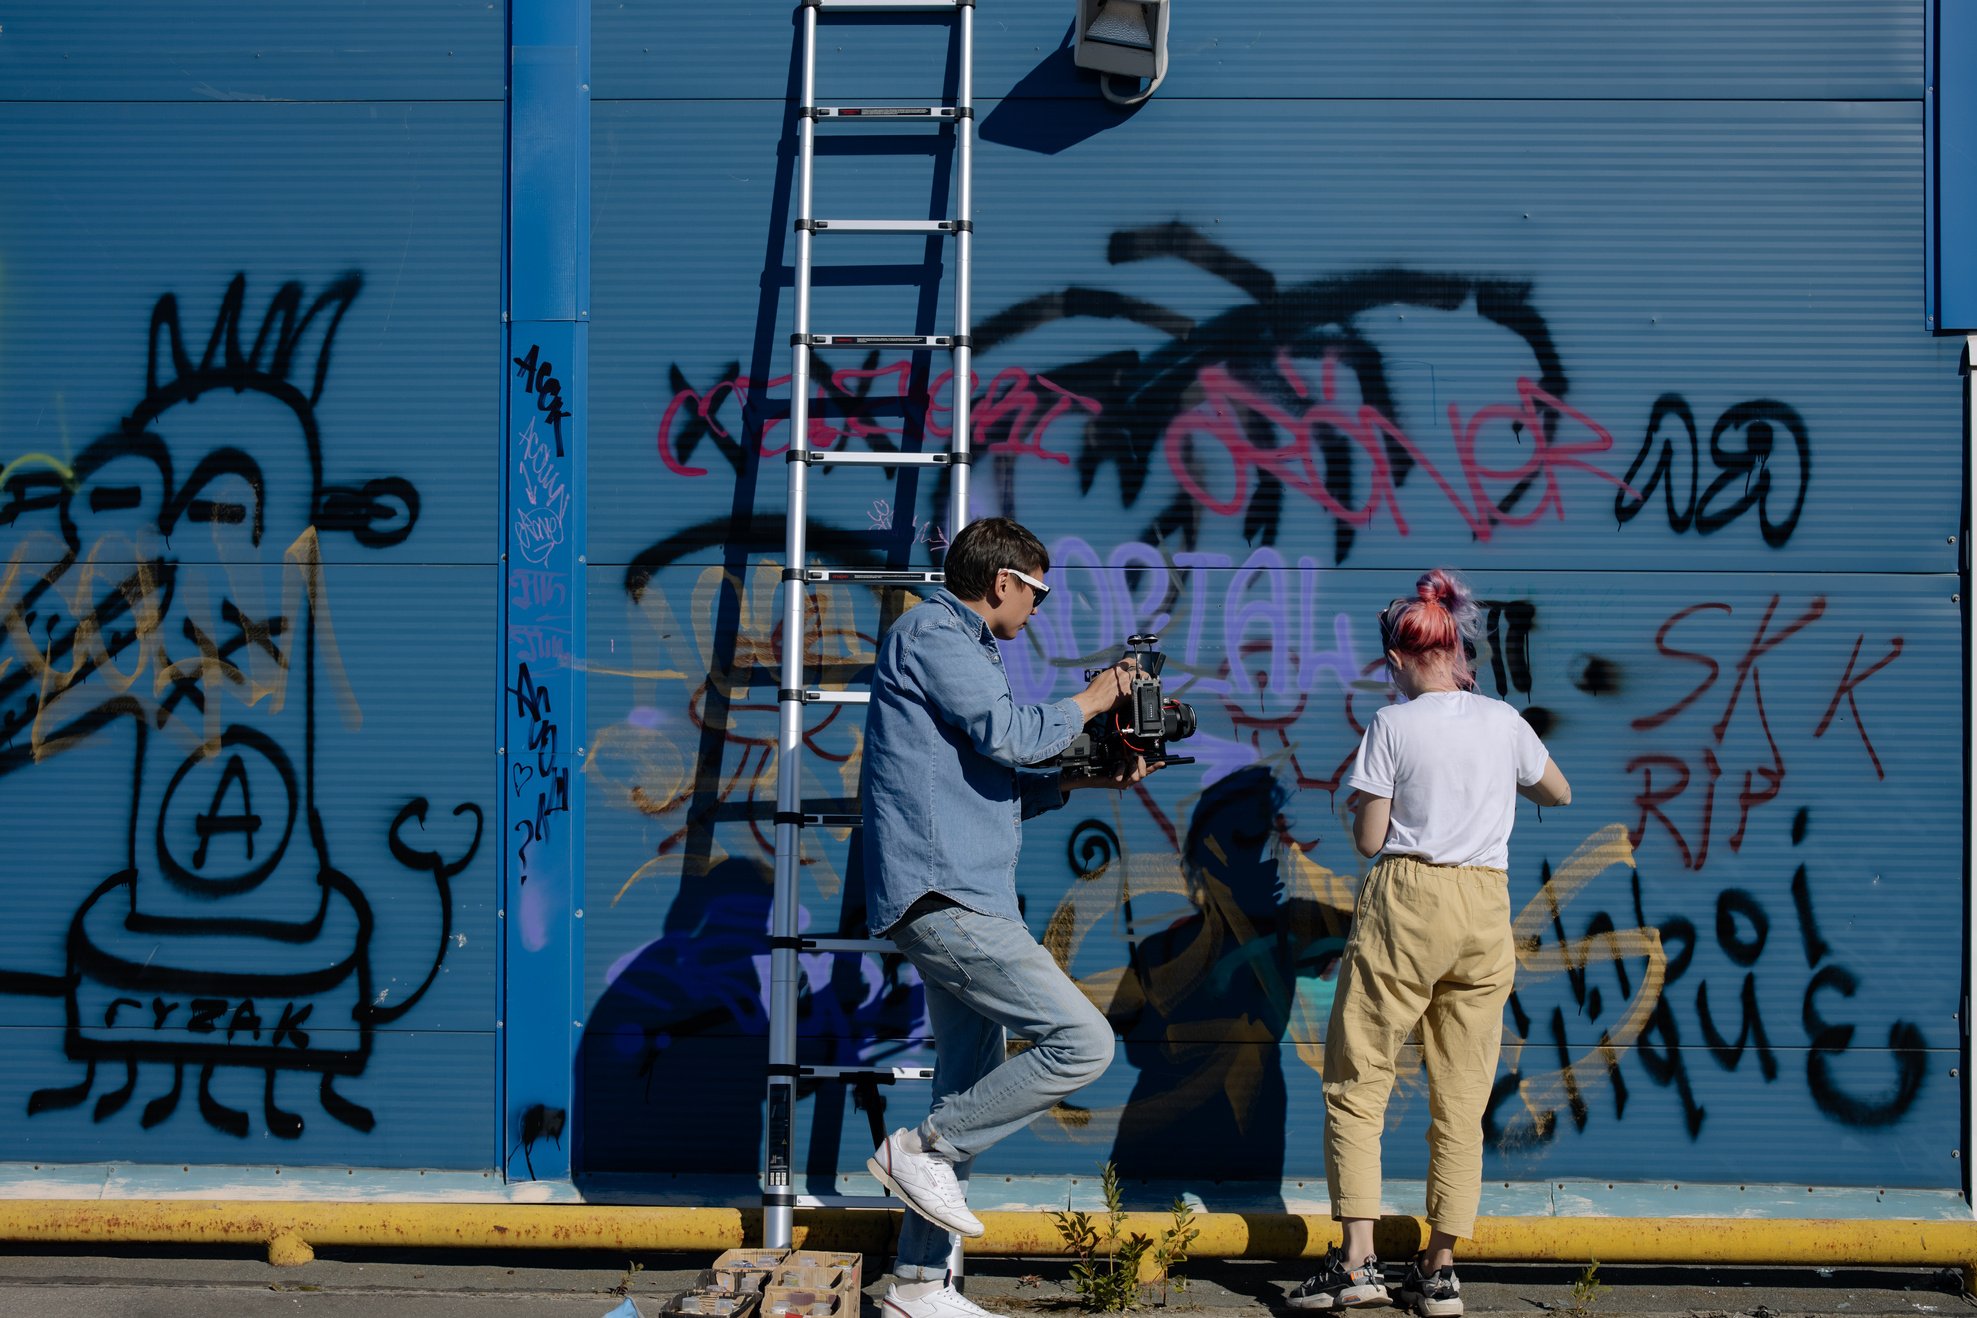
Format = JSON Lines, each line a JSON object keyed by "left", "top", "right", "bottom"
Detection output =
{"left": 860, "top": 516, "right": 1154, "bottom": 1318}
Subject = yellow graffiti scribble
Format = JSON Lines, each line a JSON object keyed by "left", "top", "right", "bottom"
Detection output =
{"left": 571, "top": 661, "right": 692, "bottom": 681}
{"left": 0, "top": 522, "right": 361, "bottom": 765}
{"left": 1283, "top": 840, "right": 1361, "bottom": 1072}
{"left": 1500, "top": 823, "right": 1664, "bottom": 1139}
{"left": 0, "top": 451, "right": 75, "bottom": 490}
{"left": 2, "top": 531, "right": 169, "bottom": 760}
{"left": 593, "top": 563, "right": 906, "bottom": 905}
{"left": 151, "top": 571, "right": 238, "bottom": 754}
{"left": 612, "top": 853, "right": 671, "bottom": 907}
{"left": 1035, "top": 782, "right": 1358, "bottom": 1143}
{"left": 280, "top": 527, "right": 360, "bottom": 731}
{"left": 1030, "top": 809, "right": 1661, "bottom": 1149}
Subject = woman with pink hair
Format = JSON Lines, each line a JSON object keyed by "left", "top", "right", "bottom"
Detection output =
{"left": 1289, "top": 570, "right": 1570, "bottom": 1317}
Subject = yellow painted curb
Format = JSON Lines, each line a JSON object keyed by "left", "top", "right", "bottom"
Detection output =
{"left": 0, "top": 1202, "right": 753, "bottom": 1264}
{"left": 0, "top": 1201, "right": 1969, "bottom": 1280}
{"left": 976, "top": 1210, "right": 1977, "bottom": 1267}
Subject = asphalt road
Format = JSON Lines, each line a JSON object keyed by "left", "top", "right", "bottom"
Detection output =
{"left": 0, "top": 1249, "right": 1965, "bottom": 1318}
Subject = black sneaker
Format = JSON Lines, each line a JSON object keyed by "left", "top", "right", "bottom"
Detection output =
{"left": 1287, "top": 1246, "right": 1389, "bottom": 1310}
{"left": 1397, "top": 1260, "right": 1461, "bottom": 1317}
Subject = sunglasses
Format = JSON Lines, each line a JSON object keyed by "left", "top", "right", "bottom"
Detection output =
{"left": 1375, "top": 597, "right": 1408, "bottom": 650}
{"left": 1002, "top": 566, "right": 1051, "bottom": 605}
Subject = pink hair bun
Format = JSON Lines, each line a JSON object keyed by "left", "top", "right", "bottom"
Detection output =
{"left": 1383, "top": 568, "right": 1481, "bottom": 687}
{"left": 1416, "top": 568, "right": 1478, "bottom": 638}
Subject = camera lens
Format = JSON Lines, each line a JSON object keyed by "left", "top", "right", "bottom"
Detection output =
{"left": 1163, "top": 702, "right": 1197, "bottom": 740}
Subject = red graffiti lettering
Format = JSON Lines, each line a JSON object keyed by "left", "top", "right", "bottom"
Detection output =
{"left": 1812, "top": 633, "right": 1904, "bottom": 780}
{"left": 1727, "top": 671, "right": 1786, "bottom": 851}
{"left": 1632, "top": 602, "right": 1731, "bottom": 732}
{"left": 1711, "top": 594, "right": 1826, "bottom": 743}
{"left": 971, "top": 367, "right": 1090, "bottom": 465}
{"left": 1626, "top": 754, "right": 1694, "bottom": 868}
{"left": 1162, "top": 350, "right": 1636, "bottom": 540}
{"left": 657, "top": 364, "right": 1102, "bottom": 479}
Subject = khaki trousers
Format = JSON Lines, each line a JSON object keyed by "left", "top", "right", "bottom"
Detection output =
{"left": 1322, "top": 854, "right": 1515, "bottom": 1240}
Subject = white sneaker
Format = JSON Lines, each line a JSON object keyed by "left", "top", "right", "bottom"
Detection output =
{"left": 866, "top": 1128, "right": 985, "bottom": 1238}
{"left": 880, "top": 1283, "right": 1011, "bottom": 1318}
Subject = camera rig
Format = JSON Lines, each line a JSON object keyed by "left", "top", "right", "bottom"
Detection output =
{"left": 1049, "top": 633, "right": 1197, "bottom": 778}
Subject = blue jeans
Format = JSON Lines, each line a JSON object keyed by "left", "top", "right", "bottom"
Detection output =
{"left": 890, "top": 902, "right": 1115, "bottom": 1280}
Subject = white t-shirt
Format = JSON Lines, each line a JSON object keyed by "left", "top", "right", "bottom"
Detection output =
{"left": 1345, "top": 691, "right": 1550, "bottom": 870}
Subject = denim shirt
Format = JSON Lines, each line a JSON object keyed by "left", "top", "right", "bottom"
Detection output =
{"left": 861, "top": 589, "right": 1085, "bottom": 935}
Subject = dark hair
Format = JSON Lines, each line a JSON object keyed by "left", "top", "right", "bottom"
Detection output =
{"left": 942, "top": 517, "right": 1049, "bottom": 600}
{"left": 1376, "top": 567, "right": 1480, "bottom": 688}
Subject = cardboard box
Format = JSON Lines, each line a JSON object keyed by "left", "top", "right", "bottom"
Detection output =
{"left": 761, "top": 1288, "right": 840, "bottom": 1318}
{"left": 711, "top": 1249, "right": 791, "bottom": 1294}
{"left": 784, "top": 1250, "right": 862, "bottom": 1299}
{"left": 669, "top": 1291, "right": 763, "bottom": 1318}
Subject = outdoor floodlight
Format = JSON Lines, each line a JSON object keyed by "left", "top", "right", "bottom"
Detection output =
{"left": 1073, "top": 0, "right": 1169, "bottom": 107}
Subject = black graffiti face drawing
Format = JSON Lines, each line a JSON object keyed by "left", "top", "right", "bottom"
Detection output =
{"left": 0, "top": 275, "right": 480, "bottom": 1140}
{"left": 124, "top": 386, "right": 314, "bottom": 927}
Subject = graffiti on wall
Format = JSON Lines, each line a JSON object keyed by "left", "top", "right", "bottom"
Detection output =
{"left": 501, "top": 328, "right": 586, "bottom": 1180}
{"left": 0, "top": 275, "right": 483, "bottom": 1138}
{"left": 652, "top": 224, "right": 1813, "bottom": 566}
{"left": 585, "top": 222, "right": 1942, "bottom": 1186}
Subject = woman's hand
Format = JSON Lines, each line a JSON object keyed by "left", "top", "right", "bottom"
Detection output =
{"left": 1517, "top": 757, "right": 1571, "bottom": 807}
{"left": 1349, "top": 791, "right": 1391, "bottom": 858}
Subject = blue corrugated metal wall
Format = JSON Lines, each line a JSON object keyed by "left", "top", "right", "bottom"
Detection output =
{"left": 0, "top": 5, "right": 503, "bottom": 1168}
{"left": 0, "top": 1, "right": 1966, "bottom": 1203}
{"left": 581, "top": 0, "right": 1966, "bottom": 1200}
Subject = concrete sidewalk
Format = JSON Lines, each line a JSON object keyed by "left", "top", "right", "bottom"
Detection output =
{"left": 0, "top": 1249, "right": 1964, "bottom": 1317}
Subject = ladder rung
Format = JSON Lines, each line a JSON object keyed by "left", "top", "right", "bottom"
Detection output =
{"left": 801, "top": 1065, "right": 934, "bottom": 1080}
{"left": 800, "top": 813, "right": 864, "bottom": 829}
{"left": 802, "top": 690, "right": 870, "bottom": 705}
{"left": 812, "top": 106, "right": 962, "bottom": 121}
{"left": 803, "top": 568, "right": 944, "bottom": 587}
{"left": 806, "top": 450, "right": 952, "bottom": 467}
{"left": 799, "top": 219, "right": 969, "bottom": 235}
{"left": 809, "top": 0, "right": 967, "bottom": 9}
{"left": 801, "top": 333, "right": 956, "bottom": 349}
{"left": 787, "top": 1192, "right": 905, "bottom": 1209}
{"left": 802, "top": 936, "right": 893, "bottom": 953}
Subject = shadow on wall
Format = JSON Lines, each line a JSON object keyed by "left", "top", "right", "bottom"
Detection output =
{"left": 577, "top": 855, "right": 929, "bottom": 1179}
{"left": 575, "top": 767, "right": 1360, "bottom": 1189}
{"left": 979, "top": 23, "right": 1148, "bottom": 156}
{"left": 578, "top": 859, "right": 776, "bottom": 1176}
{"left": 1028, "top": 766, "right": 1353, "bottom": 1202}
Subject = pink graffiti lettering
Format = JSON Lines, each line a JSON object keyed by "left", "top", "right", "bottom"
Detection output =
{"left": 509, "top": 568, "right": 568, "bottom": 612}
{"left": 657, "top": 364, "right": 1101, "bottom": 478}
{"left": 1163, "top": 350, "right": 1637, "bottom": 538}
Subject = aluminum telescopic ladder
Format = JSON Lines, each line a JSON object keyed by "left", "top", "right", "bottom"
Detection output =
{"left": 764, "top": 0, "right": 977, "bottom": 1253}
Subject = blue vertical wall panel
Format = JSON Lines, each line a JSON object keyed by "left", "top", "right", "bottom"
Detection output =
{"left": 1934, "top": 0, "right": 1977, "bottom": 328}
{"left": 0, "top": 0, "right": 1962, "bottom": 1198}
{"left": 503, "top": 321, "right": 588, "bottom": 1182}
{"left": 0, "top": 19, "right": 501, "bottom": 1167}
{"left": 502, "top": 0, "right": 592, "bottom": 1186}
{"left": 582, "top": 1, "right": 1969, "bottom": 1198}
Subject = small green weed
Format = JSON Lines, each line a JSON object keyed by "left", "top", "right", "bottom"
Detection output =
{"left": 612, "top": 1259, "right": 646, "bottom": 1297}
{"left": 1049, "top": 1164, "right": 1202, "bottom": 1310}
{"left": 1147, "top": 1197, "right": 1199, "bottom": 1305}
{"left": 1567, "top": 1258, "right": 1608, "bottom": 1316}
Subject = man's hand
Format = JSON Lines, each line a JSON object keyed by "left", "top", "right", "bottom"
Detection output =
{"left": 1071, "top": 658, "right": 1137, "bottom": 724}
{"left": 1063, "top": 754, "right": 1164, "bottom": 792}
